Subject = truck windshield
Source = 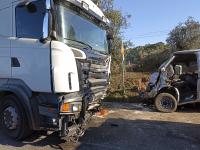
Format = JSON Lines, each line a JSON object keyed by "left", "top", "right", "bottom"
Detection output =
{"left": 55, "top": 1, "right": 108, "bottom": 53}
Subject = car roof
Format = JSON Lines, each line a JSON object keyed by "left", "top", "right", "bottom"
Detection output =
{"left": 174, "top": 49, "right": 200, "bottom": 55}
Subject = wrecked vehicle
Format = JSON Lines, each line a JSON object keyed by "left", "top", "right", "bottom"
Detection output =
{"left": 143, "top": 49, "right": 200, "bottom": 113}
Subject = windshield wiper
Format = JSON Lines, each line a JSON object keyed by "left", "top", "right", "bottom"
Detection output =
{"left": 64, "top": 38, "right": 107, "bottom": 55}
{"left": 64, "top": 38, "right": 93, "bottom": 50}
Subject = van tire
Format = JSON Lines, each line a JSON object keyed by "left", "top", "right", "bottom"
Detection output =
{"left": 155, "top": 93, "right": 177, "bottom": 113}
{"left": 0, "top": 95, "right": 32, "bottom": 140}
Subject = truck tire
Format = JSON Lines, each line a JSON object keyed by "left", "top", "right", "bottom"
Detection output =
{"left": 155, "top": 93, "right": 177, "bottom": 113}
{"left": 0, "top": 95, "right": 31, "bottom": 140}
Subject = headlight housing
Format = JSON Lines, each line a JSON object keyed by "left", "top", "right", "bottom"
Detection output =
{"left": 60, "top": 102, "right": 82, "bottom": 113}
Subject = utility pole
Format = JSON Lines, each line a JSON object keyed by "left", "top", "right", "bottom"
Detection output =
{"left": 121, "top": 42, "right": 125, "bottom": 95}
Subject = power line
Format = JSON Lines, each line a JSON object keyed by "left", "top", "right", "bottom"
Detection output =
{"left": 129, "top": 31, "right": 200, "bottom": 39}
{"left": 125, "top": 30, "right": 170, "bottom": 37}
{"left": 136, "top": 30, "right": 169, "bottom": 36}
{"left": 133, "top": 34, "right": 168, "bottom": 39}
{"left": 121, "top": 29, "right": 171, "bottom": 39}
{"left": 126, "top": 29, "right": 170, "bottom": 35}
{"left": 122, "top": 28, "right": 200, "bottom": 40}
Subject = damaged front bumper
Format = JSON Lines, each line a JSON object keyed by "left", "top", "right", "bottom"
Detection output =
{"left": 38, "top": 92, "right": 102, "bottom": 138}
{"left": 140, "top": 91, "right": 153, "bottom": 99}
{"left": 140, "top": 84, "right": 158, "bottom": 100}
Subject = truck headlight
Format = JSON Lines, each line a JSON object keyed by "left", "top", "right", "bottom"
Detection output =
{"left": 60, "top": 102, "right": 82, "bottom": 113}
{"left": 72, "top": 105, "right": 80, "bottom": 112}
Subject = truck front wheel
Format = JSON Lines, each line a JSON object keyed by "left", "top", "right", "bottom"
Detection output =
{"left": 0, "top": 95, "right": 31, "bottom": 140}
{"left": 155, "top": 93, "right": 177, "bottom": 113}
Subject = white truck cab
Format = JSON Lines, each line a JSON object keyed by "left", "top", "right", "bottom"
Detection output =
{"left": 0, "top": 0, "right": 112, "bottom": 140}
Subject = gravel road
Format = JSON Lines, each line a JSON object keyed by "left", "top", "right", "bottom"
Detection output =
{"left": 0, "top": 102, "right": 200, "bottom": 150}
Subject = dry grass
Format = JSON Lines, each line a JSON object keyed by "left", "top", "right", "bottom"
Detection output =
{"left": 105, "top": 72, "right": 150, "bottom": 102}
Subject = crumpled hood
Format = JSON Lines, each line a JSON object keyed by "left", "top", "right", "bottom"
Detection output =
{"left": 149, "top": 72, "right": 159, "bottom": 85}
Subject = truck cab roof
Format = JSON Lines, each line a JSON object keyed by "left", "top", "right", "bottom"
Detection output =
{"left": 67, "top": 0, "right": 110, "bottom": 25}
{"left": 0, "top": 0, "right": 110, "bottom": 25}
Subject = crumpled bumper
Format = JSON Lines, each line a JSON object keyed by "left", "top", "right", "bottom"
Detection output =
{"left": 140, "top": 91, "right": 153, "bottom": 99}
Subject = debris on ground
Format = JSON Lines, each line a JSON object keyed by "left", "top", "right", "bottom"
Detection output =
{"left": 94, "top": 108, "right": 110, "bottom": 118}
{"left": 103, "top": 102, "right": 154, "bottom": 112}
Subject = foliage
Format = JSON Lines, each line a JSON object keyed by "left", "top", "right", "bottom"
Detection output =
{"left": 167, "top": 17, "right": 200, "bottom": 51}
{"left": 126, "top": 42, "right": 171, "bottom": 72}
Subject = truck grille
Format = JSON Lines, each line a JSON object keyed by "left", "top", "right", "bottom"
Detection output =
{"left": 77, "top": 58, "right": 110, "bottom": 102}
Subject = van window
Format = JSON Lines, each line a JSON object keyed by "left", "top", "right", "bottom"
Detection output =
{"left": 15, "top": 0, "right": 45, "bottom": 38}
{"left": 172, "top": 54, "right": 198, "bottom": 73}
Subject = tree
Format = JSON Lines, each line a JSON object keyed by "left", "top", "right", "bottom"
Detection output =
{"left": 167, "top": 17, "right": 200, "bottom": 51}
{"left": 92, "top": 0, "right": 114, "bottom": 13}
{"left": 126, "top": 42, "right": 170, "bottom": 71}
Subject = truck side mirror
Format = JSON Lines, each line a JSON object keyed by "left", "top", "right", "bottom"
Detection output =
{"left": 42, "top": 12, "right": 50, "bottom": 40}
{"left": 41, "top": 0, "right": 54, "bottom": 42}
{"left": 46, "top": 0, "right": 52, "bottom": 10}
{"left": 174, "top": 65, "right": 182, "bottom": 75}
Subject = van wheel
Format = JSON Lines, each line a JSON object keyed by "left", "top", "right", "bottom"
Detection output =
{"left": 155, "top": 93, "right": 177, "bottom": 113}
{"left": 0, "top": 95, "right": 31, "bottom": 140}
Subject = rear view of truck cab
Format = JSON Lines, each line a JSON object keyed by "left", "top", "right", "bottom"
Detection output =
{"left": 0, "top": 0, "right": 112, "bottom": 140}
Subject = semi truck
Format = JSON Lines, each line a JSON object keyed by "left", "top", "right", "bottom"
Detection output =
{"left": 0, "top": 0, "right": 112, "bottom": 140}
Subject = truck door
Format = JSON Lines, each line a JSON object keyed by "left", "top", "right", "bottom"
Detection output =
{"left": 10, "top": 1, "right": 51, "bottom": 92}
{"left": 0, "top": 2, "right": 12, "bottom": 78}
{"left": 0, "top": 37, "right": 11, "bottom": 78}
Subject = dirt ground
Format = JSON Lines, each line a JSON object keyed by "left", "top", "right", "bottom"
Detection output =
{"left": 0, "top": 102, "right": 200, "bottom": 150}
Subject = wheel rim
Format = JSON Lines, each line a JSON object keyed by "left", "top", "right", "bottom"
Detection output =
{"left": 160, "top": 97, "right": 174, "bottom": 110}
{"left": 2, "top": 106, "right": 19, "bottom": 130}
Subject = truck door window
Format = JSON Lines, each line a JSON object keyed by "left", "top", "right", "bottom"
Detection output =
{"left": 15, "top": 1, "right": 45, "bottom": 39}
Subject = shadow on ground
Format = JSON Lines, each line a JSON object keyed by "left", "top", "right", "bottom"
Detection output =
{"left": 0, "top": 118, "right": 200, "bottom": 150}
{"left": 0, "top": 102, "right": 200, "bottom": 150}
{"left": 76, "top": 119, "right": 200, "bottom": 150}
{"left": 0, "top": 130, "right": 67, "bottom": 149}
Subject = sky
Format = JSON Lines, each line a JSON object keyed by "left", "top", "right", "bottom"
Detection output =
{"left": 114, "top": 0, "right": 200, "bottom": 46}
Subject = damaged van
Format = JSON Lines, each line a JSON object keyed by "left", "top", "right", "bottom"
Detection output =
{"left": 143, "top": 49, "right": 200, "bottom": 113}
